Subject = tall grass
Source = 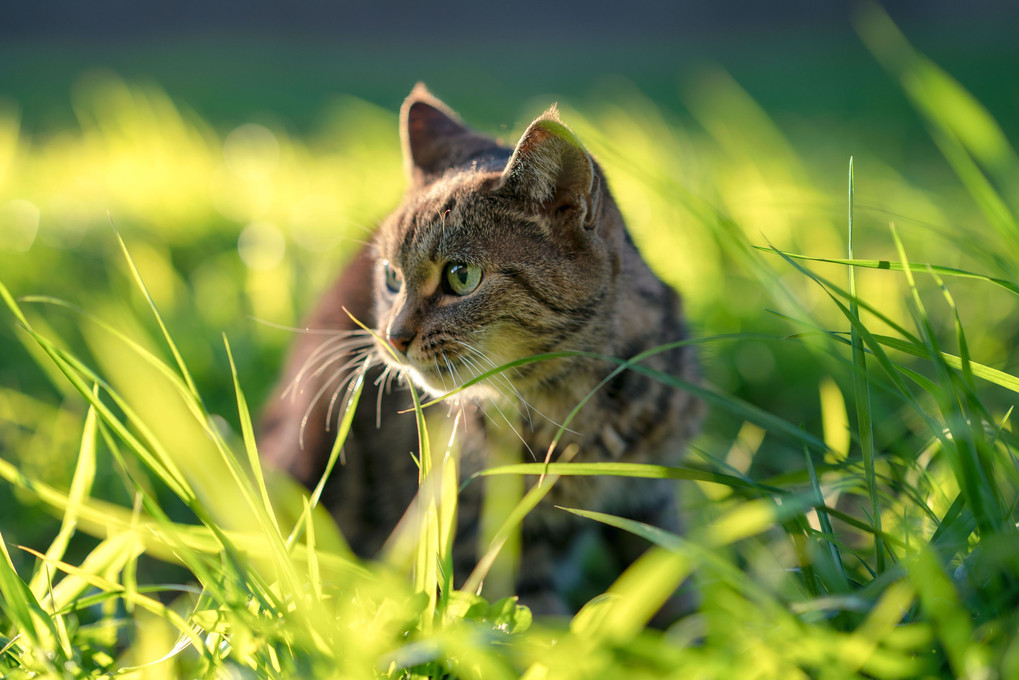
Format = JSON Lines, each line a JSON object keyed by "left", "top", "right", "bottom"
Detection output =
{"left": 2, "top": 8, "right": 1019, "bottom": 677}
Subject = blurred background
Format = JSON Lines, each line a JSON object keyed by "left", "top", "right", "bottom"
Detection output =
{"left": 2, "top": 0, "right": 1019, "bottom": 570}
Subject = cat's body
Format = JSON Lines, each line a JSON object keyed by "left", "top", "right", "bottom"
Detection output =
{"left": 260, "top": 86, "right": 703, "bottom": 614}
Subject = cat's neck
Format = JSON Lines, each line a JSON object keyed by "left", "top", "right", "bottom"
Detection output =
{"left": 514, "top": 224, "right": 696, "bottom": 458}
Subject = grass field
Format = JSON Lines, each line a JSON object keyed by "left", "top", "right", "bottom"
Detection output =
{"left": 2, "top": 7, "right": 1019, "bottom": 678}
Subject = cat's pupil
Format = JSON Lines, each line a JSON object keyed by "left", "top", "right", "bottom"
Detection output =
{"left": 451, "top": 265, "right": 469, "bottom": 286}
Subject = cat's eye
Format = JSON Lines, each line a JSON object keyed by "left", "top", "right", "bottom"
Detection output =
{"left": 444, "top": 262, "right": 482, "bottom": 296}
{"left": 382, "top": 261, "right": 402, "bottom": 293}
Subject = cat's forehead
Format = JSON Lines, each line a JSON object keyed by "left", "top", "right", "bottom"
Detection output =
{"left": 378, "top": 170, "right": 518, "bottom": 266}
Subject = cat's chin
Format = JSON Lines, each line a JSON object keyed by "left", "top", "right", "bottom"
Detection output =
{"left": 395, "top": 362, "right": 502, "bottom": 403}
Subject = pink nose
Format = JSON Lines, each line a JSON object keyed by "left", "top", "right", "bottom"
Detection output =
{"left": 387, "top": 332, "right": 414, "bottom": 354}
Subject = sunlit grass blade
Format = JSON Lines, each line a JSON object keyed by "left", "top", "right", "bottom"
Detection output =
{"left": 819, "top": 377, "right": 850, "bottom": 464}
{"left": 485, "top": 462, "right": 893, "bottom": 547}
{"left": 339, "top": 308, "right": 445, "bottom": 614}
{"left": 804, "top": 446, "right": 850, "bottom": 591}
{"left": 563, "top": 503, "right": 802, "bottom": 593}
{"left": 16, "top": 321, "right": 195, "bottom": 502}
{"left": 7, "top": 297, "right": 318, "bottom": 622}
{"left": 840, "top": 581, "right": 917, "bottom": 677}
{"left": 437, "top": 412, "right": 462, "bottom": 614}
{"left": 848, "top": 158, "right": 884, "bottom": 573}
{"left": 19, "top": 295, "right": 211, "bottom": 426}
{"left": 414, "top": 335, "right": 831, "bottom": 455}
{"left": 628, "top": 361, "right": 829, "bottom": 453}
{"left": 560, "top": 508, "right": 681, "bottom": 552}
{"left": 755, "top": 249, "right": 1019, "bottom": 298}
{"left": 908, "top": 546, "right": 974, "bottom": 677}
{"left": 0, "top": 529, "right": 65, "bottom": 667}
{"left": 0, "top": 455, "right": 182, "bottom": 555}
{"left": 35, "top": 532, "right": 140, "bottom": 615}
{"left": 857, "top": 3, "right": 1019, "bottom": 263}
{"left": 759, "top": 260, "right": 922, "bottom": 349}
{"left": 567, "top": 495, "right": 816, "bottom": 640}
{"left": 0, "top": 452, "right": 368, "bottom": 581}
{"left": 303, "top": 496, "right": 323, "bottom": 606}
{"left": 287, "top": 361, "right": 365, "bottom": 549}
{"left": 224, "top": 334, "right": 280, "bottom": 536}
{"left": 925, "top": 262, "right": 1016, "bottom": 497}
{"left": 88, "top": 417, "right": 263, "bottom": 603}
{"left": 18, "top": 543, "right": 207, "bottom": 658}
{"left": 27, "top": 395, "right": 98, "bottom": 600}
{"left": 927, "top": 494, "right": 974, "bottom": 561}
{"left": 111, "top": 223, "right": 203, "bottom": 403}
{"left": 869, "top": 333, "right": 1019, "bottom": 394}
{"left": 461, "top": 445, "right": 575, "bottom": 596}
{"left": 768, "top": 243, "right": 948, "bottom": 440}
{"left": 574, "top": 546, "right": 691, "bottom": 641}
{"left": 406, "top": 378, "right": 439, "bottom": 636}
{"left": 475, "top": 460, "right": 781, "bottom": 493}
{"left": 477, "top": 417, "right": 523, "bottom": 602}
{"left": 78, "top": 335, "right": 297, "bottom": 629}
{"left": 891, "top": 224, "right": 1005, "bottom": 536}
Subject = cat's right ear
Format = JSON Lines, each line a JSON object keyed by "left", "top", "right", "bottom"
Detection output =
{"left": 499, "top": 107, "right": 601, "bottom": 231}
{"left": 401, "top": 84, "right": 488, "bottom": 187}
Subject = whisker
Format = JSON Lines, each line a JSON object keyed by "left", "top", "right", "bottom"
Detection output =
{"left": 298, "top": 353, "right": 371, "bottom": 448}
{"left": 306, "top": 336, "right": 376, "bottom": 372}
{"left": 455, "top": 341, "right": 534, "bottom": 424}
{"left": 458, "top": 348, "right": 531, "bottom": 425}
{"left": 311, "top": 348, "right": 375, "bottom": 390}
{"left": 449, "top": 350, "right": 535, "bottom": 460}
{"left": 250, "top": 318, "right": 372, "bottom": 336}
{"left": 441, "top": 352, "right": 458, "bottom": 388}
{"left": 284, "top": 332, "right": 373, "bottom": 400}
{"left": 434, "top": 355, "right": 450, "bottom": 393}
{"left": 454, "top": 339, "right": 578, "bottom": 437}
{"left": 324, "top": 353, "right": 376, "bottom": 432}
{"left": 375, "top": 364, "right": 392, "bottom": 429}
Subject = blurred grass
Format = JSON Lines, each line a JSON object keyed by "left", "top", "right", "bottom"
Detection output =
{"left": 2, "top": 6, "right": 1019, "bottom": 677}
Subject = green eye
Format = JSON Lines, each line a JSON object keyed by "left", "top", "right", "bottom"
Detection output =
{"left": 383, "top": 261, "right": 402, "bottom": 293}
{"left": 444, "top": 262, "right": 482, "bottom": 296}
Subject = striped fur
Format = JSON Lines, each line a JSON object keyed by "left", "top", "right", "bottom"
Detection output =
{"left": 259, "top": 86, "right": 704, "bottom": 617}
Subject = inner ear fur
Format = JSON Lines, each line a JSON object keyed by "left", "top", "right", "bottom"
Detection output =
{"left": 400, "top": 83, "right": 498, "bottom": 187}
{"left": 500, "top": 106, "right": 601, "bottom": 229}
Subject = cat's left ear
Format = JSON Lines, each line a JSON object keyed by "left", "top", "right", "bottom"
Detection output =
{"left": 500, "top": 106, "right": 601, "bottom": 230}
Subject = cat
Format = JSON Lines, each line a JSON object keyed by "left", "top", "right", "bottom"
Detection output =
{"left": 259, "top": 84, "right": 704, "bottom": 616}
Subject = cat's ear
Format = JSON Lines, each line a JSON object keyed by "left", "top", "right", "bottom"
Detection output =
{"left": 401, "top": 83, "right": 492, "bottom": 187}
{"left": 500, "top": 106, "right": 600, "bottom": 230}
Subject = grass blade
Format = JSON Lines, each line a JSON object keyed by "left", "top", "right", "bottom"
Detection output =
{"left": 847, "top": 158, "right": 885, "bottom": 573}
{"left": 0, "top": 530, "right": 64, "bottom": 665}
{"left": 752, "top": 249, "right": 1019, "bottom": 298}
{"left": 111, "top": 223, "right": 202, "bottom": 403}
{"left": 27, "top": 396, "right": 98, "bottom": 599}
{"left": 224, "top": 334, "right": 280, "bottom": 536}
{"left": 461, "top": 446, "right": 575, "bottom": 596}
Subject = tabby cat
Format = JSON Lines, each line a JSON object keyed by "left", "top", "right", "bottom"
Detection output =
{"left": 259, "top": 85, "right": 703, "bottom": 616}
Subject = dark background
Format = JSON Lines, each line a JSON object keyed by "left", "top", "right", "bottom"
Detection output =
{"left": 4, "top": 0, "right": 1019, "bottom": 142}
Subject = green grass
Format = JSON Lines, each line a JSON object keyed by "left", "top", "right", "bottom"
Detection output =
{"left": 2, "top": 7, "right": 1019, "bottom": 678}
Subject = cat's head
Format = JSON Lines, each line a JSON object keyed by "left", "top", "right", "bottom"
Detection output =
{"left": 372, "top": 85, "right": 620, "bottom": 400}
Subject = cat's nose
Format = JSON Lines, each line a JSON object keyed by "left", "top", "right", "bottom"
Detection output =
{"left": 386, "top": 330, "right": 415, "bottom": 355}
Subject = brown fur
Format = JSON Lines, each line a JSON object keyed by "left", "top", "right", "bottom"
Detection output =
{"left": 259, "top": 85, "right": 704, "bottom": 615}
